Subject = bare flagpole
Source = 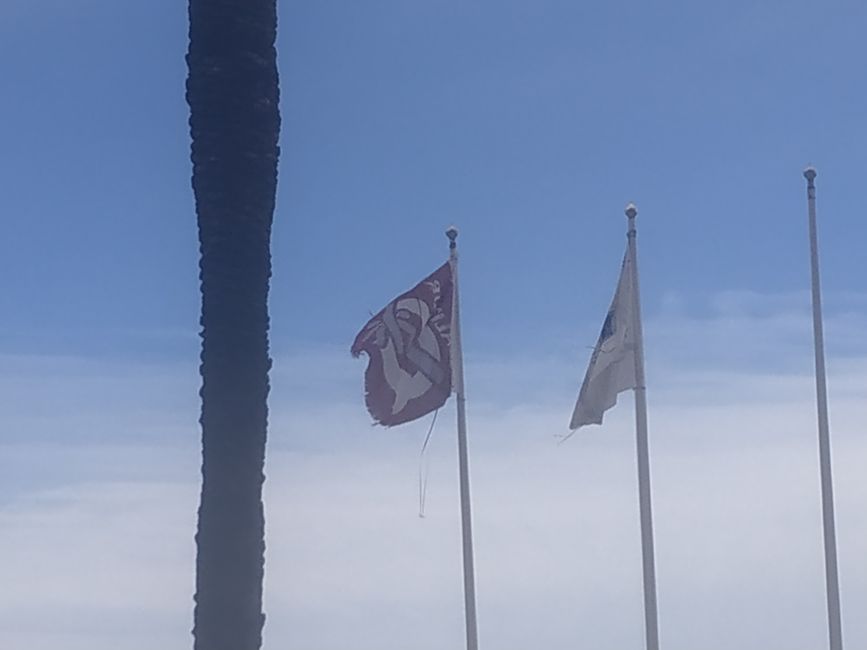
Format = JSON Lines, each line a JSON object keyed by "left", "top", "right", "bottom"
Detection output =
{"left": 803, "top": 167, "right": 844, "bottom": 650}
{"left": 447, "top": 226, "right": 480, "bottom": 650}
{"left": 626, "top": 203, "right": 660, "bottom": 650}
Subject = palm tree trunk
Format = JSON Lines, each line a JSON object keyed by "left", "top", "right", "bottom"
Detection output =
{"left": 186, "top": 1, "right": 280, "bottom": 648}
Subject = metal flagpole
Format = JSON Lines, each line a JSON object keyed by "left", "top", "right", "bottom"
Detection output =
{"left": 803, "top": 167, "right": 844, "bottom": 650}
{"left": 447, "top": 226, "right": 480, "bottom": 650}
{"left": 626, "top": 203, "right": 660, "bottom": 650}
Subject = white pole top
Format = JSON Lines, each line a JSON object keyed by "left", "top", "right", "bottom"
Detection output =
{"left": 804, "top": 166, "right": 817, "bottom": 182}
{"left": 625, "top": 203, "right": 638, "bottom": 219}
{"left": 446, "top": 225, "right": 459, "bottom": 251}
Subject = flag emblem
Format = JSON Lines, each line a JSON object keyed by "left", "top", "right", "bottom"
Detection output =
{"left": 599, "top": 309, "right": 616, "bottom": 349}
{"left": 352, "top": 262, "right": 454, "bottom": 426}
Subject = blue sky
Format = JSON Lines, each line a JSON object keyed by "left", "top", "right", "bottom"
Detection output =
{"left": 2, "top": 0, "right": 867, "bottom": 358}
{"left": 1, "top": 1, "right": 866, "bottom": 649}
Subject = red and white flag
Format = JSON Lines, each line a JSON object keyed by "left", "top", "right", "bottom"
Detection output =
{"left": 352, "top": 262, "right": 454, "bottom": 426}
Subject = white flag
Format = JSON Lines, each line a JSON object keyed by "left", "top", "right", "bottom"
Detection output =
{"left": 569, "top": 246, "right": 638, "bottom": 430}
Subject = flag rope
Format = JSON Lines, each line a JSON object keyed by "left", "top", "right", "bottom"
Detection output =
{"left": 418, "top": 408, "right": 440, "bottom": 517}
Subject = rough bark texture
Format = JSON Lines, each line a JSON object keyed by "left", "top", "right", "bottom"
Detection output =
{"left": 186, "top": 1, "right": 280, "bottom": 649}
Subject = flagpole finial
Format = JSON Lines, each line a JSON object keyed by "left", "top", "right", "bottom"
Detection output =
{"left": 804, "top": 166, "right": 817, "bottom": 185}
{"left": 625, "top": 203, "right": 638, "bottom": 220}
{"left": 446, "top": 225, "right": 459, "bottom": 250}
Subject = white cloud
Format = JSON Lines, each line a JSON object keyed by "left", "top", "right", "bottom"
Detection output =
{"left": 1, "top": 292, "right": 865, "bottom": 649}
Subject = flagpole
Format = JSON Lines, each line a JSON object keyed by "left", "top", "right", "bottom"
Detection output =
{"left": 803, "top": 167, "right": 844, "bottom": 650}
{"left": 447, "top": 226, "right": 480, "bottom": 650}
{"left": 625, "top": 203, "right": 660, "bottom": 650}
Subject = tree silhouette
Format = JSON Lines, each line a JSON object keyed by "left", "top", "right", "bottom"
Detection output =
{"left": 186, "top": 1, "right": 280, "bottom": 648}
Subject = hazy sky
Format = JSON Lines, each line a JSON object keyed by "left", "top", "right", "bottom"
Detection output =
{"left": 1, "top": 1, "right": 865, "bottom": 649}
